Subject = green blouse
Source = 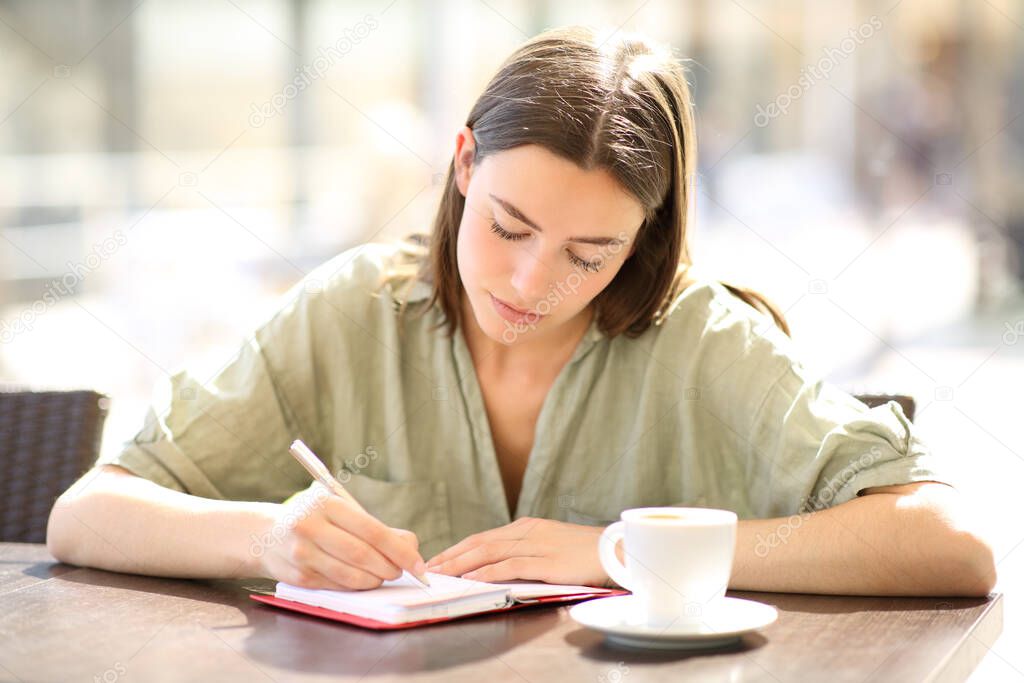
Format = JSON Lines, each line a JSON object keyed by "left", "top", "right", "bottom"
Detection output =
{"left": 100, "top": 242, "right": 951, "bottom": 560}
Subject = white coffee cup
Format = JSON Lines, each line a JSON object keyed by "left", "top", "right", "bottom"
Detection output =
{"left": 599, "top": 507, "right": 737, "bottom": 627}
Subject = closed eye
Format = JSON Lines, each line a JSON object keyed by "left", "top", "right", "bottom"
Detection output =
{"left": 568, "top": 251, "right": 603, "bottom": 273}
{"left": 489, "top": 221, "right": 528, "bottom": 242}
{"left": 490, "top": 221, "right": 604, "bottom": 272}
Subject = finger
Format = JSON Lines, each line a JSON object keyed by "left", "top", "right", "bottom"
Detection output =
{"left": 292, "top": 540, "right": 384, "bottom": 590}
{"left": 309, "top": 521, "right": 404, "bottom": 581}
{"left": 271, "top": 542, "right": 369, "bottom": 591}
{"left": 324, "top": 498, "right": 425, "bottom": 573}
{"left": 426, "top": 522, "right": 525, "bottom": 567}
{"left": 280, "top": 560, "right": 350, "bottom": 591}
{"left": 268, "top": 549, "right": 349, "bottom": 591}
{"left": 425, "top": 534, "right": 487, "bottom": 570}
{"left": 432, "top": 540, "right": 542, "bottom": 577}
{"left": 425, "top": 534, "right": 484, "bottom": 568}
{"left": 462, "top": 557, "right": 550, "bottom": 583}
{"left": 392, "top": 528, "right": 419, "bottom": 550}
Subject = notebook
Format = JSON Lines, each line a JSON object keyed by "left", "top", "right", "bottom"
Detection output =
{"left": 250, "top": 571, "right": 628, "bottom": 630}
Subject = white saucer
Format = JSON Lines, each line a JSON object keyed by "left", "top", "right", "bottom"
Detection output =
{"left": 568, "top": 595, "right": 778, "bottom": 650}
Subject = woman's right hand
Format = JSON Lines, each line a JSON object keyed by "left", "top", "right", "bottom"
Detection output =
{"left": 251, "top": 483, "right": 426, "bottom": 590}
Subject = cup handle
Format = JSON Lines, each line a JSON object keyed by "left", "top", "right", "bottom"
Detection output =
{"left": 599, "top": 522, "right": 632, "bottom": 590}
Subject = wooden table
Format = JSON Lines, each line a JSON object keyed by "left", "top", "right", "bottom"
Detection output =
{"left": 0, "top": 543, "right": 1003, "bottom": 682}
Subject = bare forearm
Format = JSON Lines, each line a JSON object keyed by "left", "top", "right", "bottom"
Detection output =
{"left": 729, "top": 492, "right": 996, "bottom": 597}
{"left": 47, "top": 469, "right": 276, "bottom": 580}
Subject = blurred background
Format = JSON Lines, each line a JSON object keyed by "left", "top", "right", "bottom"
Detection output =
{"left": 1, "top": 1, "right": 1022, "bottom": 678}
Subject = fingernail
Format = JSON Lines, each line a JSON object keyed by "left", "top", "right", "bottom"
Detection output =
{"left": 414, "top": 560, "right": 428, "bottom": 575}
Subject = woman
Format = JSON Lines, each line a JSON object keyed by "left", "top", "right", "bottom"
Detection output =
{"left": 48, "top": 27, "right": 995, "bottom": 596}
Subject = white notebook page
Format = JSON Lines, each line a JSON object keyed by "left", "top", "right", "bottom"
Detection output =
{"left": 275, "top": 572, "right": 614, "bottom": 624}
{"left": 276, "top": 572, "right": 509, "bottom": 623}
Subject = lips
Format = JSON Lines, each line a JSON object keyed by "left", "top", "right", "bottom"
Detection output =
{"left": 494, "top": 296, "right": 530, "bottom": 315}
{"left": 489, "top": 292, "right": 545, "bottom": 323}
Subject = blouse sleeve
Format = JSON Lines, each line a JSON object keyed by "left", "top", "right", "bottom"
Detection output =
{"left": 93, "top": 243, "right": 397, "bottom": 502}
{"left": 742, "top": 360, "right": 954, "bottom": 519}
{"left": 95, "top": 279, "right": 324, "bottom": 502}
{"left": 683, "top": 281, "right": 955, "bottom": 520}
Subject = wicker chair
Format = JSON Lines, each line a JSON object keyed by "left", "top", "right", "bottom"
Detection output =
{"left": 852, "top": 393, "right": 916, "bottom": 422}
{"left": 0, "top": 388, "right": 109, "bottom": 543}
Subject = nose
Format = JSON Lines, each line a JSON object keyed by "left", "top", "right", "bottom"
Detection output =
{"left": 509, "top": 250, "right": 552, "bottom": 306}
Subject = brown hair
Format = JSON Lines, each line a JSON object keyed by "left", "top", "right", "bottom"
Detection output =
{"left": 390, "top": 25, "right": 790, "bottom": 338}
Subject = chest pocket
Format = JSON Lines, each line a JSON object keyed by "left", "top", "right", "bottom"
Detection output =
{"left": 561, "top": 494, "right": 623, "bottom": 527}
{"left": 564, "top": 506, "right": 620, "bottom": 527}
{"left": 561, "top": 488, "right": 708, "bottom": 528}
{"left": 339, "top": 472, "right": 453, "bottom": 561}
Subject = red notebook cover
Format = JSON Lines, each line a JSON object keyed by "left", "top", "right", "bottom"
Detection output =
{"left": 250, "top": 587, "right": 629, "bottom": 631}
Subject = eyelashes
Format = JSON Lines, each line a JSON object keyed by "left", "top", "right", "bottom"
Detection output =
{"left": 489, "top": 221, "right": 603, "bottom": 273}
{"left": 489, "top": 221, "right": 527, "bottom": 242}
{"left": 569, "top": 252, "right": 603, "bottom": 273}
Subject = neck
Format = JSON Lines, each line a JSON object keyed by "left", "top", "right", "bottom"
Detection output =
{"left": 459, "top": 289, "right": 593, "bottom": 376}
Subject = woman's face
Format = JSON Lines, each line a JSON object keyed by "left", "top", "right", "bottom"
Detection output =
{"left": 453, "top": 129, "right": 645, "bottom": 346}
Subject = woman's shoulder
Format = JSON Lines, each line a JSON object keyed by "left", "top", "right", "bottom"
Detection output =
{"left": 658, "top": 277, "right": 790, "bottom": 343}
{"left": 251, "top": 239, "right": 432, "bottom": 343}
{"left": 309, "top": 239, "right": 430, "bottom": 303}
{"left": 644, "top": 277, "right": 802, "bottom": 390}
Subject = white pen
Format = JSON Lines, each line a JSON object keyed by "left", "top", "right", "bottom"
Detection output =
{"left": 288, "top": 439, "right": 431, "bottom": 588}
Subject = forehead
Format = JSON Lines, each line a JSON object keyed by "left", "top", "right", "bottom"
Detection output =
{"left": 477, "top": 144, "right": 645, "bottom": 237}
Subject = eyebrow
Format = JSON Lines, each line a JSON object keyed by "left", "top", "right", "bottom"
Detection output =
{"left": 488, "top": 193, "right": 627, "bottom": 246}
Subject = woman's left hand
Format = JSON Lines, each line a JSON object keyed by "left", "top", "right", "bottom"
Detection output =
{"left": 424, "top": 517, "right": 612, "bottom": 587}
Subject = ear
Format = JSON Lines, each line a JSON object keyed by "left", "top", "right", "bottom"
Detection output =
{"left": 453, "top": 126, "right": 476, "bottom": 198}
